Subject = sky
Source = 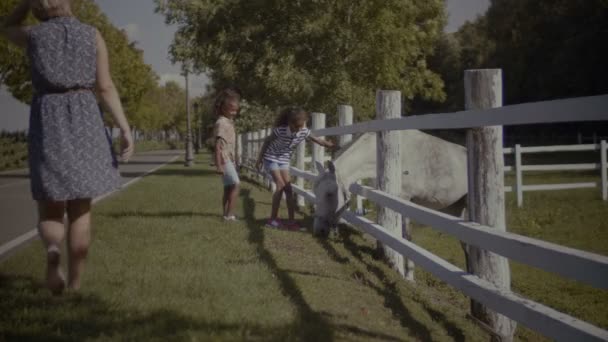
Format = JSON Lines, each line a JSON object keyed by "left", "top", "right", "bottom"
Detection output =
{"left": 0, "top": 0, "right": 490, "bottom": 132}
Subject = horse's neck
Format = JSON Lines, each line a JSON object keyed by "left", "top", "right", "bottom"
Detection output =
{"left": 333, "top": 133, "right": 377, "bottom": 190}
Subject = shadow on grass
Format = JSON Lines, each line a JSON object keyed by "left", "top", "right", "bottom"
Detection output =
{"left": 0, "top": 274, "right": 288, "bottom": 341}
{"left": 118, "top": 161, "right": 180, "bottom": 166}
{"left": 120, "top": 168, "right": 216, "bottom": 179}
{"left": 322, "top": 227, "right": 466, "bottom": 342}
{"left": 239, "top": 188, "right": 334, "bottom": 342}
{"left": 101, "top": 210, "right": 224, "bottom": 220}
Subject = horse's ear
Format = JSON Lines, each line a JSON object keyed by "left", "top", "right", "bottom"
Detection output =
{"left": 315, "top": 161, "right": 325, "bottom": 175}
{"left": 328, "top": 161, "right": 336, "bottom": 174}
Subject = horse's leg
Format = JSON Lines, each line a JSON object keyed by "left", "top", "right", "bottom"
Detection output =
{"left": 402, "top": 216, "right": 415, "bottom": 281}
{"left": 440, "top": 195, "right": 467, "bottom": 218}
{"left": 445, "top": 195, "right": 475, "bottom": 276}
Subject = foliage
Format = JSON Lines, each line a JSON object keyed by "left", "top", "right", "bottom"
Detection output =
{"left": 156, "top": 0, "right": 447, "bottom": 124}
{"left": 412, "top": 0, "right": 608, "bottom": 114}
{"left": 0, "top": 130, "right": 27, "bottom": 171}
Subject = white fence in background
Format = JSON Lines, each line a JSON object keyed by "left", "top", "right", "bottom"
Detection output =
{"left": 504, "top": 142, "right": 608, "bottom": 206}
{"left": 236, "top": 70, "right": 608, "bottom": 341}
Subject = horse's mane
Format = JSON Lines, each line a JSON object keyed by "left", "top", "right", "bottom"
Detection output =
{"left": 332, "top": 133, "right": 367, "bottom": 161}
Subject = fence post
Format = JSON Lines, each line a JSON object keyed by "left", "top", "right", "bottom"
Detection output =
{"left": 296, "top": 141, "right": 305, "bottom": 207}
{"left": 257, "top": 129, "right": 266, "bottom": 183}
{"left": 252, "top": 130, "right": 260, "bottom": 181}
{"left": 246, "top": 132, "right": 253, "bottom": 177}
{"left": 261, "top": 128, "right": 268, "bottom": 188}
{"left": 312, "top": 113, "right": 326, "bottom": 171}
{"left": 464, "top": 69, "right": 516, "bottom": 341}
{"left": 236, "top": 133, "right": 242, "bottom": 167}
{"left": 260, "top": 129, "right": 268, "bottom": 188}
{"left": 338, "top": 105, "right": 354, "bottom": 225}
{"left": 338, "top": 105, "right": 353, "bottom": 146}
{"left": 265, "top": 127, "right": 276, "bottom": 192}
{"left": 375, "top": 90, "right": 405, "bottom": 278}
{"left": 601, "top": 140, "right": 607, "bottom": 201}
{"left": 515, "top": 144, "right": 523, "bottom": 207}
{"left": 337, "top": 105, "right": 365, "bottom": 215}
{"left": 240, "top": 133, "right": 247, "bottom": 170}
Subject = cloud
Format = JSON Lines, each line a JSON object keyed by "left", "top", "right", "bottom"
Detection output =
{"left": 159, "top": 73, "right": 211, "bottom": 97}
{"left": 122, "top": 23, "right": 139, "bottom": 41}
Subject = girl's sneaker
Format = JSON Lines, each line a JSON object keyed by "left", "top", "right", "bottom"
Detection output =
{"left": 265, "top": 219, "right": 282, "bottom": 229}
{"left": 223, "top": 215, "right": 238, "bottom": 221}
{"left": 284, "top": 221, "right": 306, "bottom": 232}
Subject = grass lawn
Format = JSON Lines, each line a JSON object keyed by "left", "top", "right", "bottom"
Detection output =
{"left": 1, "top": 153, "right": 491, "bottom": 341}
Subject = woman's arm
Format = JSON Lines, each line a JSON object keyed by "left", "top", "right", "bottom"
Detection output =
{"left": 95, "top": 29, "right": 134, "bottom": 162}
{"left": 0, "top": 0, "right": 31, "bottom": 48}
{"left": 308, "top": 135, "right": 334, "bottom": 149}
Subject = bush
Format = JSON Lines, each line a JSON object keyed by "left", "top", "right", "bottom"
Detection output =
{"left": 0, "top": 137, "right": 28, "bottom": 171}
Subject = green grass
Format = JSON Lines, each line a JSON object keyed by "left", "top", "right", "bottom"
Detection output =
{"left": 0, "top": 153, "right": 490, "bottom": 341}
{"left": 411, "top": 170, "right": 608, "bottom": 341}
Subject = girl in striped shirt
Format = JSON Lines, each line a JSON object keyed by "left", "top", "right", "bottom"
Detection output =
{"left": 257, "top": 107, "right": 333, "bottom": 230}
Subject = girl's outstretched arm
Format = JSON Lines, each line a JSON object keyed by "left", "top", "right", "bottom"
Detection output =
{"left": 308, "top": 135, "right": 334, "bottom": 149}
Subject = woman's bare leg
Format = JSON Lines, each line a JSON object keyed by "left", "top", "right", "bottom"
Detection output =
{"left": 66, "top": 198, "right": 92, "bottom": 291}
{"left": 37, "top": 201, "right": 67, "bottom": 294}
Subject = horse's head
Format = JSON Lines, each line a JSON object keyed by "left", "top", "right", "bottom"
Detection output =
{"left": 313, "top": 161, "right": 351, "bottom": 237}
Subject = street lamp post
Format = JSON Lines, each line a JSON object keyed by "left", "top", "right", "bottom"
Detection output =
{"left": 184, "top": 69, "right": 195, "bottom": 166}
{"left": 193, "top": 102, "right": 200, "bottom": 154}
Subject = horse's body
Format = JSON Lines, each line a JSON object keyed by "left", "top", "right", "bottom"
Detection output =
{"left": 313, "top": 130, "right": 468, "bottom": 235}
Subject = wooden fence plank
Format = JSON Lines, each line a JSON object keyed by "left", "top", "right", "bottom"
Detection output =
{"left": 350, "top": 183, "right": 608, "bottom": 289}
{"left": 340, "top": 211, "right": 608, "bottom": 342}
{"left": 313, "top": 95, "right": 608, "bottom": 137}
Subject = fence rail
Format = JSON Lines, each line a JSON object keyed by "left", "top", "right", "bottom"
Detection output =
{"left": 283, "top": 178, "right": 608, "bottom": 341}
{"left": 237, "top": 70, "right": 608, "bottom": 340}
{"left": 313, "top": 94, "right": 608, "bottom": 137}
{"left": 507, "top": 141, "right": 608, "bottom": 206}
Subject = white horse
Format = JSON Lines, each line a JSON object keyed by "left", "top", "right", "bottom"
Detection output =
{"left": 312, "top": 130, "right": 468, "bottom": 236}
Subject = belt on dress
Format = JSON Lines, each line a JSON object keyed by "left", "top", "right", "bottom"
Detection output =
{"left": 42, "top": 87, "right": 94, "bottom": 95}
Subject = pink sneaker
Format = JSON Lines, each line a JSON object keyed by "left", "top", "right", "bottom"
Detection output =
{"left": 265, "top": 219, "right": 282, "bottom": 229}
{"left": 284, "top": 221, "right": 305, "bottom": 232}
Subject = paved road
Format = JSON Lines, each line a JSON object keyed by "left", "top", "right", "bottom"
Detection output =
{"left": 0, "top": 150, "right": 182, "bottom": 254}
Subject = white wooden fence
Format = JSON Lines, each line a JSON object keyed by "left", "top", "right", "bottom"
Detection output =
{"left": 504, "top": 142, "right": 608, "bottom": 206}
{"left": 237, "top": 70, "right": 608, "bottom": 341}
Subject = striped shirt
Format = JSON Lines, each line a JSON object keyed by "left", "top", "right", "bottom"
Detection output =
{"left": 263, "top": 126, "right": 311, "bottom": 163}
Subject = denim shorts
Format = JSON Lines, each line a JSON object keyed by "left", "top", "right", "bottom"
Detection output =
{"left": 222, "top": 161, "right": 240, "bottom": 186}
{"left": 263, "top": 159, "right": 290, "bottom": 172}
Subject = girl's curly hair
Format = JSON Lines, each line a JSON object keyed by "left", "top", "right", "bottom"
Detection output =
{"left": 274, "top": 107, "right": 308, "bottom": 128}
{"left": 214, "top": 88, "right": 241, "bottom": 117}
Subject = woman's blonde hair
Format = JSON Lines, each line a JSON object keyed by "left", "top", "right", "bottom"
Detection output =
{"left": 31, "top": 0, "right": 73, "bottom": 21}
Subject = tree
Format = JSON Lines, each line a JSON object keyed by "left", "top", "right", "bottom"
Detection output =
{"left": 486, "top": 0, "right": 608, "bottom": 104}
{"left": 0, "top": 0, "right": 158, "bottom": 120}
{"left": 156, "top": 0, "right": 446, "bottom": 124}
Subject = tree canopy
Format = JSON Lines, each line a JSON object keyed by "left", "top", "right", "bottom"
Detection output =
{"left": 414, "top": 0, "right": 608, "bottom": 113}
{"left": 1, "top": 0, "right": 158, "bottom": 123}
{"left": 156, "top": 0, "right": 446, "bottom": 126}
